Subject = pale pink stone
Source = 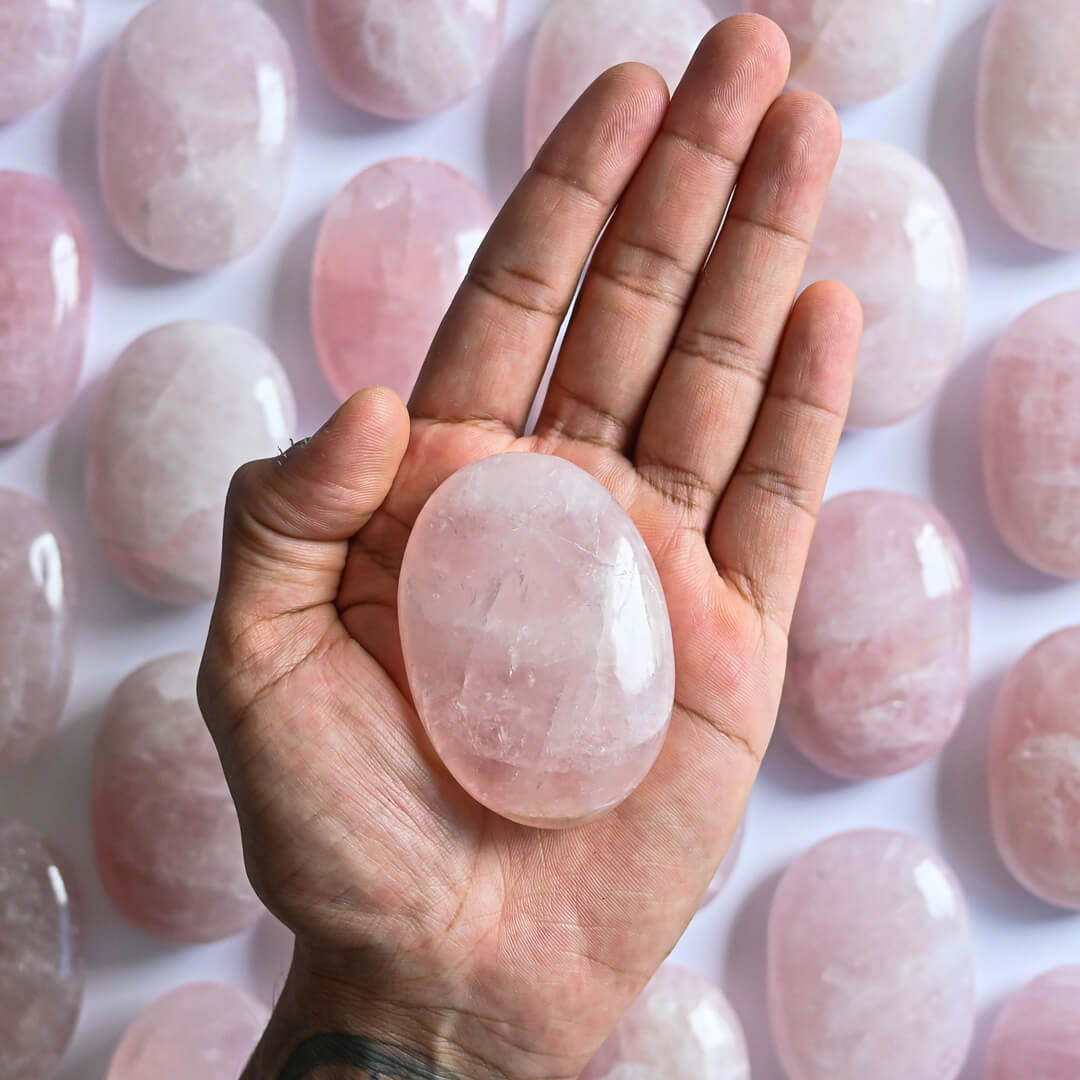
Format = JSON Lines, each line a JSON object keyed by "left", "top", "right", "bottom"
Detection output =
{"left": 581, "top": 964, "right": 750, "bottom": 1080}
{"left": 768, "top": 829, "right": 974, "bottom": 1080}
{"left": 0, "top": 821, "right": 84, "bottom": 1080}
{"left": 785, "top": 491, "right": 970, "bottom": 779}
{"left": 398, "top": 453, "right": 675, "bottom": 828}
{"left": 0, "top": 488, "right": 77, "bottom": 770}
{"left": 107, "top": 983, "right": 268, "bottom": 1080}
{"left": 0, "top": 171, "right": 90, "bottom": 442}
{"left": 86, "top": 321, "right": 296, "bottom": 606}
{"left": 982, "top": 293, "right": 1080, "bottom": 579}
{"left": 92, "top": 653, "right": 263, "bottom": 943}
{"left": 312, "top": 158, "right": 493, "bottom": 402}
{"left": 0, "top": 0, "right": 83, "bottom": 122}
{"left": 524, "top": 0, "right": 713, "bottom": 164}
{"left": 306, "top": 0, "right": 505, "bottom": 119}
{"left": 989, "top": 627, "right": 1080, "bottom": 910}
{"left": 802, "top": 140, "right": 968, "bottom": 428}
{"left": 987, "top": 966, "right": 1080, "bottom": 1080}
{"left": 978, "top": 0, "right": 1080, "bottom": 250}
{"left": 98, "top": 0, "right": 296, "bottom": 272}
{"left": 701, "top": 818, "right": 745, "bottom": 909}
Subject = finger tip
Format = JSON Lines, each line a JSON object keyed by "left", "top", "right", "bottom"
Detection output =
{"left": 705, "top": 13, "right": 792, "bottom": 85}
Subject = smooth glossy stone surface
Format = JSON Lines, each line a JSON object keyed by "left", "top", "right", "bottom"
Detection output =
{"left": 701, "top": 818, "right": 745, "bottom": 909}
{"left": 86, "top": 321, "right": 295, "bottom": 605}
{"left": 306, "top": 0, "right": 505, "bottom": 119}
{"left": 99, "top": 0, "right": 296, "bottom": 272}
{"left": 92, "top": 653, "right": 262, "bottom": 943}
{"left": 107, "top": 983, "right": 269, "bottom": 1080}
{"left": 982, "top": 292, "right": 1080, "bottom": 579}
{"left": 990, "top": 627, "right": 1080, "bottom": 910}
{"left": 978, "top": 0, "right": 1080, "bottom": 250}
{"left": 0, "top": 821, "right": 83, "bottom": 1080}
{"left": 312, "top": 158, "right": 493, "bottom": 402}
{"left": 768, "top": 829, "right": 974, "bottom": 1080}
{"left": 0, "top": 171, "right": 90, "bottom": 442}
{"left": 987, "top": 966, "right": 1080, "bottom": 1080}
{"left": 0, "top": 0, "right": 83, "bottom": 122}
{"left": 581, "top": 964, "right": 750, "bottom": 1080}
{"left": 802, "top": 139, "right": 967, "bottom": 428}
{"left": 399, "top": 453, "right": 675, "bottom": 828}
{"left": 524, "top": 0, "right": 713, "bottom": 163}
{"left": 785, "top": 491, "right": 970, "bottom": 779}
{"left": 0, "top": 489, "right": 77, "bottom": 770}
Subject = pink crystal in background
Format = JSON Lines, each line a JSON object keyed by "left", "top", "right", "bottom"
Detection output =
{"left": 306, "top": 0, "right": 506, "bottom": 119}
{"left": 398, "top": 453, "right": 675, "bottom": 828}
{"left": 0, "top": 0, "right": 83, "bottom": 122}
{"left": 92, "top": 653, "right": 263, "bottom": 943}
{"left": 0, "top": 171, "right": 90, "bottom": 443}
{"left": 312, "top": 158, "right": 493, "bottom": 402}
{"left": 700, "top": 817, "right": 746, "bottom": 910}
{"left": 98, "top": 0, "right": 297, "bottom": 272}
{"left": 986, "top": 966, "right": 1080, "bottom": 1080}
{"left": 784, "top": 491, "right": 970, "bottom": 779}
{"left": 768, "top": 829, "right": 974, "bottom": 1080}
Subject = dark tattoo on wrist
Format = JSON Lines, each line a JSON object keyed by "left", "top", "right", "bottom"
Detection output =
{"left": 276, "top": 1034, "right": 461, "bottom": 1079}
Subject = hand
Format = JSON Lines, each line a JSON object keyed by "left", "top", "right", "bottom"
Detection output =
{"left": 198, "top": 15, "right": 861, "bottom": 1080}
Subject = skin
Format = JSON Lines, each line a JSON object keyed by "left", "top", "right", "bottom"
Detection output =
{"left": 198, "top": 16, "right": 862, "bottom": 1080}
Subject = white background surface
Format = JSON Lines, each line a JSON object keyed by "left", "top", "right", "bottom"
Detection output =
{"left": 2, "top": 0, "right": 1079, "bottom": 1077}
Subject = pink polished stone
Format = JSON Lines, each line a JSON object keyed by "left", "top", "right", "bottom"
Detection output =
{"left": 802, "top": 140, "right": 967, "bottom": 428}
{"left": 312, "top": 158, "right": 493, "bottom": 402}
{"left": 524, "top": 0, "right": 713, "bottom": 163}
{"left": 990, "top": 627, "right": 1080, "bottom": 910}
{"left": 978, "top": 0, "right": 1080, "bottom": 251}
{"left": 399, "top": 453, "right": 675, "bottom": 828}
{"left": 700, "top": 818, "right": 746, "bottom": 909}
{"left": 107, "top": 983, "right": 268, "bottom": 1080}
{"left": 86, "top": 321, "right": 296, "bottom": 606}
{"left": 92, "top": 652, "right": 263, "bottom": 943}
{"left": 306, "top": 0, "right": 506, "bottom": 119}
{"left": 986, "top": 966, "right": 1080, "bottom": 1080}
{"left": 0, "top": 171, "right": 90, "bottom": 443}
{"left": 769, "top": 829, "right": 974, "bottom": 1080}
{"left": 0, "top": 488, "right": 77, "bottom": 771}
{"left": 982, "top": 293, "right": 1080, "bottom": 579}
{"left": 581, "top": 964, "right": 750, "bottom": 1080}
{"left": 0, "top": 0, "right": 83, "bottom": 122}
{"left": 0, "top": 821, "right": 83, "bottom": 1080}
{"left": 99, "top": 0, "right": 296, "bottom": 272}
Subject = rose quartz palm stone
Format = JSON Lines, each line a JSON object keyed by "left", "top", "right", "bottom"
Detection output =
{"left": 769, "top": 829, "right": 974, "bottom": 1080}
{"left": 92, "top": 653, "right": 263, "bottom": 943}
{"left": 0, "top": 0, "right": 83, "bottom": 122}
{"left": 398, "top": 453, "right": 675, "bottom": 828}
{"left": 312, "top": 158, "right": 493, "bottom": 402}
{"left": 987, "top": 966, "right": 1080, "bottom": 1080}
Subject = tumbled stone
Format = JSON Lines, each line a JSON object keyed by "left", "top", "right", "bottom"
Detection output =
{"left": 0, "top": 821, "right": 84, "bottom": 1080}
{"left": 86, "top": 321, "right": 296, "bottom": 606}
{"left": 99, "top": 0, "right": 296, "bottom": 272}
{"left": 768, "top": 829, "right": 974, "bottom": 1080}
{"left": 581, "top": 964, "right": 750, "bottom": 1080}
{"left": 802, "top": 140, "right": 967, "bottom": 428}
{"left": 701, "top": 818, "right": 745, "bottom": 909}
{"left": 990, "top": 627, "right": 1080, "bottom": 910}
{"left": 978, "top": 0, "right": 1080, "bottom": 250}
{"left": 986, "top": 966, "right": 1080, "bottom": 1080}
{"left": 92, "top": 653, "right": 263, "bottom": 943}
{"left": 312, "top": 158, "right": 493, "bottom": 402}
{"left": 0, "top": 171, "right": 91, "bottom": 443}
{"left": 982, "top": 292, "right": 1080, "bottom": 579}
{"left": 0, "top": 0, "right": 83, "bottom": 122}
{"left": 398, "top": 453, "right": 675, "bottom": 828}
{"left": 0, "top": 488, "right": 77, "bottom": 770}
{"left": 785, "top": 491, "right": 969, "bottom": 779}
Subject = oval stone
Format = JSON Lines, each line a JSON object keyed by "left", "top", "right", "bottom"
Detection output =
{"left": 312, "top": 158, "right": 493, "bottom": 402}
{"left": 92, "top": 653, "right": 263, "bottom": 943}
{"left": 990, "top": 626, "right": 1080, "bottom": 910}
{"left": 398, "top": 453, "right": 675, "bottom": 828}
{"left": 785, "top": 491, "right": 970, "bottom": 779}
{"left": 802, "top": 140, "right": 968, "bottom": 428}
{"left": 86, "top": 321, "right": 296, "bottom": 606}
{"left": 982, "top": 292, "right": 1080, "bottom": 578}
{"left": 0, "top": 0, "right": 83, "bottom": 122}
{"left": 580, "top": 964, "right": 750, "bottom": 1080}
{"left": 977, "top": 0, "right": 1080, "bottom": 250}
{"left": 0, "top": 171, "right": 91, "bottom": 443}
{"left": 986, "top": 966, "right": 1080, "bottom": 1079}
{"left": 700, "top": 817, "right": 745, "bottom": 910}
{"left": 768, "top": 829, "right": 974, "bottom": 1080}
{"left": 0, "top": 488, "right": 77, "bottom": 770}
{"left": 306, "top": 0, "right": 506, "bottom": 119}
{"left": 99, "top": 0, "right": 296, "bottom": 272}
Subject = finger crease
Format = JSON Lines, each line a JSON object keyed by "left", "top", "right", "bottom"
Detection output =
{"left": 544, "top": 379, "right": 633, "bottom": 450}
{"left": 736, "top": 462, "right": 818, "bottom": 519}
{"left": 529, "top": 160, "right": 610, "bottom": 214}
{"left": 676, "top": 699, "right": 762, "bottom": 767}
{"left": 672, "top": 327, "right": 769, "bottom": 384}
{"left": 466, "top": 263, "right": 567, "bottom": 321}
{"left": 724, "top": 210, "right": 811, "bottom": 250}
{"left": 766, "top": 390, "right": 848, "bottom": 425}
{"left": 589, "top": 261, "right": 687, "bottom": 309}
{"left": 662, "top": 127, "right": 743, "bottom": 177}
{"left": 636, "top": 455, "right": 715, "bottom": 511}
